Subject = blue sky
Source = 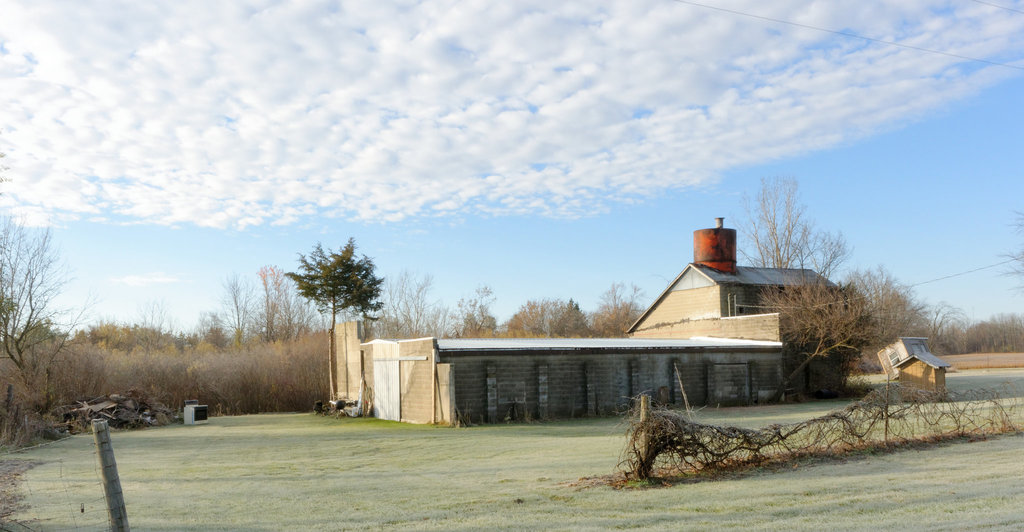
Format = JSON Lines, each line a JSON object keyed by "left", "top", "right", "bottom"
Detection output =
{"left": 1, "top": 1, "right": 1021, "bottom": 330}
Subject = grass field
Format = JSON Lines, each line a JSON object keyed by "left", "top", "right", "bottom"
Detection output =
{"left": 5, "top": 369, "right": 1024, "bottom": 531}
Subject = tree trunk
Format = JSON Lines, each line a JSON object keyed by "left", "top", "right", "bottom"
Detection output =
{"left": 328, "top": 309, "right": 337, "bottom": 400}
{"left": 770, "top": 353, "right": 817, "bottom": 403}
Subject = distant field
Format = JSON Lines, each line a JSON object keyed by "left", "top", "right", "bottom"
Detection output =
{"left": 4, "top": 369, "right": 1024, "bottom": 531}
{"left": 943, "top": 352, "right": 1024, "bottom": 370}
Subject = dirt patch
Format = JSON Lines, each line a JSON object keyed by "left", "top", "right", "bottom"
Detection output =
{"left": 0, "top": 459, "right": 38, "bottom": 525}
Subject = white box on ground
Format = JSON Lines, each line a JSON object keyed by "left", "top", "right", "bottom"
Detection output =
{"left": 184, "top": 404, "right": 209, "bottom": 425}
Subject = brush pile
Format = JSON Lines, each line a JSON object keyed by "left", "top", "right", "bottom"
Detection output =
{"left": 56, "top": 389, "right": 177, "bottom": 432}
{"left": 621, "top": 383, "right": 1024, "bottom": 480}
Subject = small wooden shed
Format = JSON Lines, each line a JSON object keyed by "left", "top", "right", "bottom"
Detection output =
{"left": 877, "top": 337, "right": 951, "bottom": 393}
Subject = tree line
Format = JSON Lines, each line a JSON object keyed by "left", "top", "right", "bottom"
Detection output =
{"left": 76, "top": 271, "right": 647, "bottom": 356}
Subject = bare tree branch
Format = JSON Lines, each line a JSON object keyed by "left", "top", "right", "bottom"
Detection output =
{"left": 740, "top": 177, "right": 849, "bottom": 279}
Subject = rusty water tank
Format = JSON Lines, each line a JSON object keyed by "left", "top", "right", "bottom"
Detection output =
{"left": 693, "top": 217, "right": 736, "bottom": 273}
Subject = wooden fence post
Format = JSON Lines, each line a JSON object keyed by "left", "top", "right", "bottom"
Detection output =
{"left": 92, "top": 420, "right": 130, "bottom": 532}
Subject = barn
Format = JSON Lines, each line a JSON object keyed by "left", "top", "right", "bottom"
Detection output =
{"left": 326, "top": 218, "right": 838, "bottom": 424}
{"left": 359, "top": 336, "right": 783, "bottom": 425}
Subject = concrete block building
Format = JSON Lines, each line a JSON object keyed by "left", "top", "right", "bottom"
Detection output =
{"left": 358, "top": 336, "right": 783, "bottom": 425}
{"left": 330, "top": 218, "right": 842, "bottom": 424}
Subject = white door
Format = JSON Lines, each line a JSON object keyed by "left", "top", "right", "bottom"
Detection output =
{"left": 373, "top": 343, "right": 401, "bottom": 421}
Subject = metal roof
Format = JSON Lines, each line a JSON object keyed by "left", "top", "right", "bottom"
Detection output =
{"left": 891, "top": 337, "right": 951, "bottom": 369}
{"left": 691, "top": 264, "right": 832, "bottom": 286}
{"left": 436, "top": 337, "right": 781, "bottom": 351}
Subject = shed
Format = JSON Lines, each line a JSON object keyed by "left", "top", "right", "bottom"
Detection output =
{"left": 359, "top": 336, "right": 784, "bottom": 425}
{"left": 877, "top": 337, "right": 951, "bottom": 393}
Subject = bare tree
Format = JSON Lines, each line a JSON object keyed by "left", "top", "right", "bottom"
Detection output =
{"left": 846, "top": 266, "right": 927, "bottom": 353}
{"left": 740, "top": 177, "right": 850, "bottom": 279}
{"left": 221, "top": 273, "right": 256, "bottom": 346}
{"left": 590, "top": 282, "right": 645, "bottom": 337}
{"left": 454, "top": 285, "right": 497, "bottom": 337}
{"left": 763, "top": 281, "right": 873, "bottom": 401}
{"left": 0, "top": 217, "right": 76, "bottom": 409}
{"left": 253, "top": 265, "right": 317, "bottom": 342}
{"left": 193, "top": 311, "right": 230, "bottom": 351}
{"left": 504, "top": 297, "right": 596, "bottom": 338}
{"left": 925, "top": 302, "right": 969, "bottom": 355}
{"left": 549, "top": 299, "right": 591, "bottom": 338}
{"left": 256, "top": 266, "right": 283, "bottom": 342}
{"left": 373, "top": 271, "right": 453, "bottom": 339}
{"left": 505, "top": 299, "right": 559, "bottom": 337}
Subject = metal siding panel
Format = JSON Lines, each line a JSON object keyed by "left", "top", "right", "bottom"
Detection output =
{"left": 373, "top": 343, "right": 401, "bottom": 421}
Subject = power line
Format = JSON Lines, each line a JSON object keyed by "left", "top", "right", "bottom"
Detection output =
{"left": 908, "top": 258, "right": 1017, "bottom": 288}
{"left": 744, "top": 258, "right": 1019, "bottom": 311}
{"left": 970, "top": 0, "right": 1024, "bottom": 15}
{"left": 669, "top": 0, "right": 1024, "bottom": 72}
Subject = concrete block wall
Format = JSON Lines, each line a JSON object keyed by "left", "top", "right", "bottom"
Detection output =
{"left": 443, "top": 348, "right": 783, "bottom": 424}
{"left": 398, "top": 338, "right": 436, "bottom": 424}
{"left": 336, "top": 321, "right": 366, "bottom": 400}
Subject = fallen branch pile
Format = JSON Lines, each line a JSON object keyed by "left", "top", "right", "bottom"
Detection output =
{"left": 55, "top": 390, "right": 177, "bottom": 433}
{"left": 621, "top": 383, "right": 1024, "bottom": 480}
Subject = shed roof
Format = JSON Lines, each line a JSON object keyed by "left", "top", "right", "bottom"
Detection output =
{"left": 435, "top": 337, "right": 781, "bottom": 351}
{"left": 692, "top": 264, "right": 830, "bottom": 286}
{"left": 890, "top": 337, "right": 951, "bottom": 369}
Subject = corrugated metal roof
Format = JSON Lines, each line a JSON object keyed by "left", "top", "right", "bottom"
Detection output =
{"left": 885, "top": 337, "right": 951, "bottom": 370}
{"left": 691, "top": 264, "right": 832, "bottom": 286}
{"left": 436, "top": 337, "right": 781, "bottom": 351}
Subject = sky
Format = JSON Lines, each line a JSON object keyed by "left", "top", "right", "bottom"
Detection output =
{"left": 0, "top": 0, "right": 1022, "bottom": 331}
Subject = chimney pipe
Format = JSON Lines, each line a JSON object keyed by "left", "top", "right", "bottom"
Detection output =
{"left": 693, "top": 217, "right": 737, "bottom": 273}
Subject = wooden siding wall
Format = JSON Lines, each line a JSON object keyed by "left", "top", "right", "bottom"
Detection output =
{"left": 899, "top": 360, "right": 947, "bottom": 393}
{"left": 630, "top": 313, "right": 781, "bottom": 342}
{"left": 443, "top": 349, "right": 783, "bottom": 424}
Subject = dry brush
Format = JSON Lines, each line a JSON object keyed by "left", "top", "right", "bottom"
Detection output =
{"left": 621, "top": 383, "right": 1024, "bottom": 481}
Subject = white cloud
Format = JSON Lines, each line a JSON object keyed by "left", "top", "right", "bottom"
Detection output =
{"left": 110, "top": 272, "right": 182, "bottom": 287}
{"left": 0, "top": 0, "right": 1020, "bottom": 228}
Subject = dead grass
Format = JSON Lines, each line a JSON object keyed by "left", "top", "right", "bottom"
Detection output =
{"left": 943, "top": 352, "right": 1024, "bottom": 370}
{"left": 0, "top": 459, "right": 36, "bottom": 525}
{"left": 1, "top": 334, "right": 329, "bottom": 447}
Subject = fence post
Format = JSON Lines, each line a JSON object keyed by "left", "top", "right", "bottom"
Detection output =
{"left": 92, "top": 419, "right": 130, "bottom": 532}
{"left": 639, "top": 394, "right": 651, "bottom": 453}
{"left": 883, "top": 378, "right": 890, "bottom": 443}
